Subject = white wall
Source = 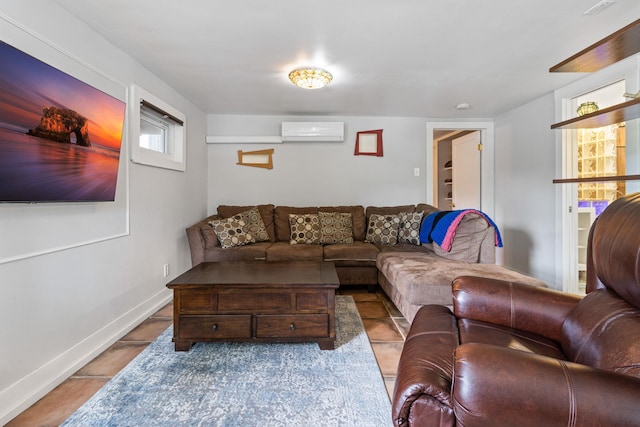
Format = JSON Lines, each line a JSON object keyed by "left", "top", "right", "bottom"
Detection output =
{"left": 0, "top": 2, "right": 208, "bottom": 423}
{"left": 208, "top": 113, "right": 558, "bottom": 284}
{"left": 494, "top": 93, "right": 559, "bottom": 287}
{"left": 207, "top": 115, "right": 429, "bottom": 210}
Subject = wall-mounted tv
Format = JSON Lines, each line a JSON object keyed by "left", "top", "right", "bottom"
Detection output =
{"left": 0, "top": 40, "right": 126, "bottom": 203}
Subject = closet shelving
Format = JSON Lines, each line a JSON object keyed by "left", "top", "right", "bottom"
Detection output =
{"left": 577, "top": 207, "right": 595, "bottom": 290}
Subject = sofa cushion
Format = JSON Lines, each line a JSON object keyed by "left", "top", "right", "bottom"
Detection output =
{"left": 458, "top": 318, "right": 567, "bottom": 360}
{"left": 398, "top": 211, "right": 424, "bottom": 245}
{"left": 319, "top": 205, "right": 366, "bottom": 240}
{"left": 323, "top": 241, "right": 379, "bottom": 262}
{"left": 209, "top": 213, "right": 254, "bottom": 249}
{"left": 265, "top": 241, "right": 324, "bottom": 261}
{"left": 561, "top": 289, "right": 640, "bottom": 378}
{"left": 202, "top": 242, "right": 272, "bottom": 262}
{"left": 415, "top": 203, "right": 439, "bottom": 217}
{"left": 319, "top": 211, "right": 354, "bottom": 245}
{"left": 377, "top": 242, "right": 431, "bottom": 253}
{"left": 366, "top": 205, "right": 416, "bottom": 218}
{"left": 433, "top": 224, "right": 496, "bottom": 263}
{"left": 274, "top": 206, "right": 319, "bottom": 241}
{"left": 217, "top": 204, "right": 275, "bottom": 242}
{"left": 376, "top": 251, "right": 547, "bottom": 307}
{"left": 200, "top": 215, "right": 221, "bottom": 248}
{"left": 366, "top": 213, "right": 401, "bottom": 245}
{"left": 421, "top": 212, "right": 497, "bottom": 263}
{"left": 289, "top": 213, "right": 321, "bottom": 244}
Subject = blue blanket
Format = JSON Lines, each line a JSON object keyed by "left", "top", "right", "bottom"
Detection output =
{"left": 420, "top": 209, "right": 503, "bottom": 251}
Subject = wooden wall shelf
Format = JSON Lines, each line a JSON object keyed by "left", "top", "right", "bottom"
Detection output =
{"left": 550, "top": 18, "right": 640, "bottom": 73}
{"left": 550, "top": 19, "right": 640, "bottom": 130}
{"left": 551, "top": 19, "right": 640, "bottom": 184}
{"left": 551, "top": 97, "right": 640, "bottom": 129}
{"left": 552, "top": 175, "right": 640, "bottom": 184}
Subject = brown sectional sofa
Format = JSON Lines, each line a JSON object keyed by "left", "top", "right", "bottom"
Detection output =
{"left": 186, "top": 203, "right": 437, "bottom": 287}
{"left": 186, "top": 203, "right": 547, "bottom": 319}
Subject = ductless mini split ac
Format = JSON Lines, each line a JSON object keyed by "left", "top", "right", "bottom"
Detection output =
{"left": 205, "top": 121, "right": 345, "bottom": 144}
{"left": 281, "top": 122, "right": 344, "bottom": 142}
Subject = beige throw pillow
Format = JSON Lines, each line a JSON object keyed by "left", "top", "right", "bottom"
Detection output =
{"left": 241, "top": 207, "right": 270, "bottom": 242}
{"left": 319, "top": 212, "right": 354, "bottom": 245}
{"left": 398, "top": 211, "right": 424, "bottom": 245}
{"left": 209, "top": 213, "right": 255, "bottom": 249}
{"left": 365, "top": 213, "right": 400, "bottom": 245}
{"left": 289, "top": 213, "right": 321, "bottom": 244}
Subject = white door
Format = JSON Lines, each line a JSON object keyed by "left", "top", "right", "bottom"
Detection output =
{"left": 452, "top": 131, "right": 481, "bottom": 210}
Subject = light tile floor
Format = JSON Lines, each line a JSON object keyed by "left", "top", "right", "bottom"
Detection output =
{"left": 7, "top": 287, "right": 407, "bottom": 426}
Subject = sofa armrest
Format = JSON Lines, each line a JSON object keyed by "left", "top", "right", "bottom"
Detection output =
{"left": 185, "top": 224, "right": 206, "bottom": 266}
{"left": 453, "top": 276, "right": 581, "bottom": 342}
{"left": 392, "top": 305, "right": 458, "bottom": 427}
{"left": 453, "top": 343, "right": 640, "bottom": 427}
{"left": 185, "top": 215, "right": 219, "bottom": 266}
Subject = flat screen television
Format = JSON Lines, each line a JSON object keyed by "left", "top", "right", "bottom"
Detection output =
{"left": 0, "top": 40, "right": 126, "bottom": 203}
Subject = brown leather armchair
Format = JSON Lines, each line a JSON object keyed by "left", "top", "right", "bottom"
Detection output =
{"left": 392, "top": 192, "right": 640, "bottom": 427}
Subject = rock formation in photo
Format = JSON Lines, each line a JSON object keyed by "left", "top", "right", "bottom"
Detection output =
{"left": 27, "top": 106, "right": 91, "bottom": 147}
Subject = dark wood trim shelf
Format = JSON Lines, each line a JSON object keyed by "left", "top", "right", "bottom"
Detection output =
{"left": 551, "top": 97, "right": 640, "bottom": 129}
{"left": 552, "top": 175, "right": 640, "bottom": 185}
{"left": 549, "top": 19, "right": 640, "bottom": 131}
{"left": 550, "top": 18, "right": 640, "bottom": 73}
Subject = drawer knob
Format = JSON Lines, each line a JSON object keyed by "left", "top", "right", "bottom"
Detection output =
{"left": 212, "top": 324, "right": 218, "bottom": 331}
{"left": 290, "top": 323, "right": 295, "bottom": 331}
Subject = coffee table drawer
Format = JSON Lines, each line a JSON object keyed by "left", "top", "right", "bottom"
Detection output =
{"left": 296, "top": 291, "right": 328, "bottom": 311}
{"left": 255, "top": 314, "right": 329, "bottom": 338}
{"left": 178, "top": 289, "right": 217, "bottom": 313}
{"left": 218, "top": 291, "right": 292, "bottom": 311}
{"left": 180, "top": 315, "right": 252, "bottom": 339}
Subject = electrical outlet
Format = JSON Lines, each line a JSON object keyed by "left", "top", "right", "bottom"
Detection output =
{"left": 414, "top": 167, "right": 420, "bottom": 177}
{"left": 163, "top": 263, "right": 170, "bottom": 277}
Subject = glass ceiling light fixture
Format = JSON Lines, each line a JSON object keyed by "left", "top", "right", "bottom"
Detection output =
{"left": 288, "top": 67, "right": 333, "bottom": 89}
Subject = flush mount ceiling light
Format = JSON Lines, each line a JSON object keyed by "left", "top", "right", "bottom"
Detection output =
{"left": 288, "top": 67, "right": 333, "bottom": 89}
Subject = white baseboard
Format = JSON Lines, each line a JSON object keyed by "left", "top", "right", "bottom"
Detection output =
{"left": 0, "top": 288, "right": 172, "bottom": 425}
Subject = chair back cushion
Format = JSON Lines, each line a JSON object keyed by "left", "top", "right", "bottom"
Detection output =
{"left": 588, "top": 192, "right": 640, "bottom": 307}
{"left": 561, "top": 289, "right": 640, "bottom": 378}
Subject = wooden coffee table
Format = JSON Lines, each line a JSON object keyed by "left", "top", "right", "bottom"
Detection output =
{"left": 166, "top": 261, "right": 339, "bottom": 351}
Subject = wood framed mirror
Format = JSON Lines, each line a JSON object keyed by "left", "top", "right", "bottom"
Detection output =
{"left": 354, "top": 129, "right": 383, "bottom": 156}
{"left": 237, "top": 148, "right": 274, "bottom": 169}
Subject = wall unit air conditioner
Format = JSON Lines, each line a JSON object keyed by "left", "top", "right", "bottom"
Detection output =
{"left": 281, "top": 122, "right": 344, "bottom": 142}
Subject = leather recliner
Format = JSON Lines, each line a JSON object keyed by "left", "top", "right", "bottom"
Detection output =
{"left": 392, "top": 192, "right": 640, "bottom": 427}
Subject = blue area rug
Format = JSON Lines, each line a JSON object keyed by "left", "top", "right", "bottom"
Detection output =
{"left": 62, "top": 296, "right": 392, "bottom": 426}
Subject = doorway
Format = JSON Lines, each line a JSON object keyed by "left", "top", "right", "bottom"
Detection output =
{"left": 426, "top": 122, "right": 495, "bottom": 218}
{"left": 433, "top": 130, "right": 481, "bottom": 210}
{"left": 563, "top": 81, "right": 628, "bottom": 294}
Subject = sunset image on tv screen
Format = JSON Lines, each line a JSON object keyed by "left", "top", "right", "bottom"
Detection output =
{"left": 0, "top": 41, "right": 126, "bottom": 202}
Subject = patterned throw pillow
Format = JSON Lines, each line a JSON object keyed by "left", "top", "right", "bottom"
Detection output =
{"left": 289, "top": 213, "right": 321, "bottom": 244}
{"left": 209, "top": 213, "right": 254, "bottom": 249}
{"left": 365, "top": 214, "right": 400, "bottom": 245}
{"left": 240, "top": 207, "right": 270, "bottom": 242}
{"left": 398, "top": 211, "right": 424, "bottom": 245}
{"left": 319, "top": 212, "right": 354, "bottom": 245}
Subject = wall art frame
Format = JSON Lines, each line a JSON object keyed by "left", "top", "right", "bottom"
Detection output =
{"left": 354, "top": 129, "right": 383, "bottom": 156}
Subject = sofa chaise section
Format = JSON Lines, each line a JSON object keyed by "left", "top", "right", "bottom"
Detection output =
{"left": 378, "top": 251, "right": 548, "bottom": 322}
